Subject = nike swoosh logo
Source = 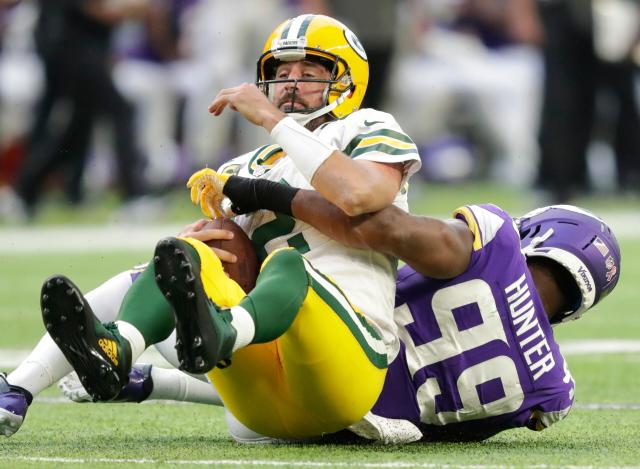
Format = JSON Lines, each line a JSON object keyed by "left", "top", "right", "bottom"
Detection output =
{"left": 364, "top": 120, "right": 384, "bottom": 126}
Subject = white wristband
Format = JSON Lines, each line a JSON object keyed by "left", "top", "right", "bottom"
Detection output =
{"left": 270, "top": 116, "right": 336, "bottom": 182}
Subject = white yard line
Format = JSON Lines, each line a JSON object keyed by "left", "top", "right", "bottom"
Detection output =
{"left": 0, "top": 211, "right": 638, "bottom": 254}
{"left": 560, "top": 339, "right": 640, "bottom": 355}
{"left": 4, "top": 457, "right": 640, "bottom": 468}
{"left": 0, "top": 224, "right": 185, "bottom": 253}
{"left": 2, "top": 339, "right": 638, "bottom": 369}
{"left": 575, "top": 403, "right": 640, "bottom": 410}
{"left": 29, "top": 396, "right": 640, "bottom": 410}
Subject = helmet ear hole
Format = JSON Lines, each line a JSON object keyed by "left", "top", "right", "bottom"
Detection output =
{"left": 530, "top": 224, "right": 541, "bottom": 238}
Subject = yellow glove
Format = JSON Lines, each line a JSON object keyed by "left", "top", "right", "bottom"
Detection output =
{"left": 186, "top": 168, "right": 230, "bottom": 218}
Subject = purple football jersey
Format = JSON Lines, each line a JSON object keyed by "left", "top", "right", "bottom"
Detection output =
{"left": 371, "top": 204, "right": 575, "bottom": 441}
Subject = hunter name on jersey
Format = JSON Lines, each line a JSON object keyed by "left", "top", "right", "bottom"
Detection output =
{"left": 505, "top": 273, "right": 556, "bottom": 381}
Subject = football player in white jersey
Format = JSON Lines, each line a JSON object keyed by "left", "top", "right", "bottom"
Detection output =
{"left": 1, "top": 14, "right": 420, "bottom": 440}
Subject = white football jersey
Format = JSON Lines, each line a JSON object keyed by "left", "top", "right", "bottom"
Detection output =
{"left": 219, "top": 108, "right": 421, "bottom": 359}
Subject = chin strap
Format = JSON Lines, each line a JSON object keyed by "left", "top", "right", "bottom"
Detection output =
{"left": 286, "top": 88, "right": 351, "bottom": 126}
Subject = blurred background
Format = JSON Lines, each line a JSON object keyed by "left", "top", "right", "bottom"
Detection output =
{"left": 0, "top": 0, "right": 639, "bottom": 227}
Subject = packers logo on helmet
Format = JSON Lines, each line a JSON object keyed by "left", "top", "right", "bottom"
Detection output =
{"left": 257, "top": 14, "right": 369, "bottom": 124}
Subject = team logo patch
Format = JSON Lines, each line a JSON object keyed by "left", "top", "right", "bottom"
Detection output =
{"left": 605, "top": 255, "right": 618, "bottom": 282}
{"left": 220, "top": 163, "right": 242, "bottom": 177}
{"left": 593, "top": 237, "right": 610, "bottom": 257}
{"left": 344, "top": 28, "right": 367, "bottom": 61}
{"left": 98, "top": 338, "right": 119, "bottom": 366}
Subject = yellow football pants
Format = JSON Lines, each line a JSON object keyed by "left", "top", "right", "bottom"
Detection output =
{"left": 184, "top": 239, "right": 388, "bottom": 439}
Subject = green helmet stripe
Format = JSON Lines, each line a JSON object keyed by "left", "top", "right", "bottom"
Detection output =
{"left": 280, "top": 20, "right": 292, "bottom": 40}
{"left": 282, "top": 14, "right": 314, "bottom": 40}
{"left": 297, "top": 14, "right": 314, "bottom": 38}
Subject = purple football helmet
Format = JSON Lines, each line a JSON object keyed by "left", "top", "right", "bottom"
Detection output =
{"left": 516, "top": 205, "right": 621, "bottom": 324}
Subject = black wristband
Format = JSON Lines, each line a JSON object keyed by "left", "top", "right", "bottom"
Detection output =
{"left": 223, "top": 176, "right": 299, "bottom": 216}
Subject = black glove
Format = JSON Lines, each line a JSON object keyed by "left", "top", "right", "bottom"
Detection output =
{"left": 223, "top": 176, "right": 299, "bottom": 216}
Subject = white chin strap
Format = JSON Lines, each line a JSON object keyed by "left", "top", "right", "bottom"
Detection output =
{"left": 522, "top": 246, "right": 596, "bottom": 324}
{"left": 286, "top": 89, "right": 350, "bottom": 126}
{"left": 522, "top": 227, "right": 597, "bottom": 324}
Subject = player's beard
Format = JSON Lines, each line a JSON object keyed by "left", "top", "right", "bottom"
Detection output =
{"left": 276, "top": 92, "right": 334, "bottom": 131}
{"left": 305, "top": 114, "right": 334, "bottom": 131}
{"left": 277, "top": 92, "right": 335, "bottom": 132}
{"left": 277, "top": 90, "right": 310, "bottom": 114}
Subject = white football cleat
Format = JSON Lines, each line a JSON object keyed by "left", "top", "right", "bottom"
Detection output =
{"left": 58, "top": 372, "right": 92, "bottom": 403}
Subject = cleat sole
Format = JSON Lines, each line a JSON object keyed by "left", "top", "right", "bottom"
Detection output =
{"left": 154, "top": 238, "right": 222, "bottom": 374}
{"left": 40, "top": 275, "right": 124, "bottom": 401}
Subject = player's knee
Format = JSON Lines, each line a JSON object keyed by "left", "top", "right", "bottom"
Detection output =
{"left": 260, "top": 248, "right": 308, "bottom": 283}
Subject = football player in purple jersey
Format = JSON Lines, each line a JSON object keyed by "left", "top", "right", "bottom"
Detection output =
{"left": 1, "top": 179, "right": 621, "bottom": 443}
{"left": 206, "top": 176, "right": 622, "bottom": 442}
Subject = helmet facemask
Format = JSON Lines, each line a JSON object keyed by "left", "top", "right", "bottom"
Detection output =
{"left": 257, "top": 50, "right": 355, "bottom": 126}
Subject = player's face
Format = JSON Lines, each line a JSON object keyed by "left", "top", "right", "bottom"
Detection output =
{"left": 272, "top": 60, "right": 331, "bottom": 112}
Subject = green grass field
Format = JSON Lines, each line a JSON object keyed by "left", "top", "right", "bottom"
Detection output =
{"left": 1, "top": 183, "right": 639, "bottom": 468}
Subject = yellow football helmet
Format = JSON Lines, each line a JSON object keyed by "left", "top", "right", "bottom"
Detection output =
{"left": 257, "top": 14, "right": 369, "bottom": 124}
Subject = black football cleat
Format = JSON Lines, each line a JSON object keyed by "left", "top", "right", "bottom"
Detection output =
{"left": 41, "top": 275, "right": 132, "bottom": 401}
{"left": 153, "top": 237, "right": 237, "bottom": 374}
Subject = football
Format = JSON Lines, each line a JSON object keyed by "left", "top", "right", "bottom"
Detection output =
{"left": 203, "top": 218, "right": 259, "bottom": 292}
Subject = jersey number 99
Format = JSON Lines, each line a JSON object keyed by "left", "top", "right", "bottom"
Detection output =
{"left": 396, "top": 279, "right": 525, "bottom": 425}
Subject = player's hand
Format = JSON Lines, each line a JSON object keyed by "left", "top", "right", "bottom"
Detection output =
{"left": 208, "top": 83, "right": 285, "bottom": 132}
{"left": 186, "top": 168, "right": 230, "bottom": 219}
{"left": 177, "top": 219, "right": 215, "bottom": 237}
{"left": 177, "top": 219, "right": 237, "bottom": 263}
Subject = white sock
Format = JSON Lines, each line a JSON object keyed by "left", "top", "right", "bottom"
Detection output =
{"left": 229, "top": 305, "right": 255, "bottom": 352}
{"left": 148, "top": 367, "right": 223, "bottom": 405}
{"left": 153, "top": 330, "right": 181, "bottom": 369}
{"left": 7, "top": 333, "right": 72, "bottom": 396}
{"left": 114, "top": 321, "right": 146, "bottom": 362}
{"left": 85, "top": 269, "right": 137, "bottom": 322}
